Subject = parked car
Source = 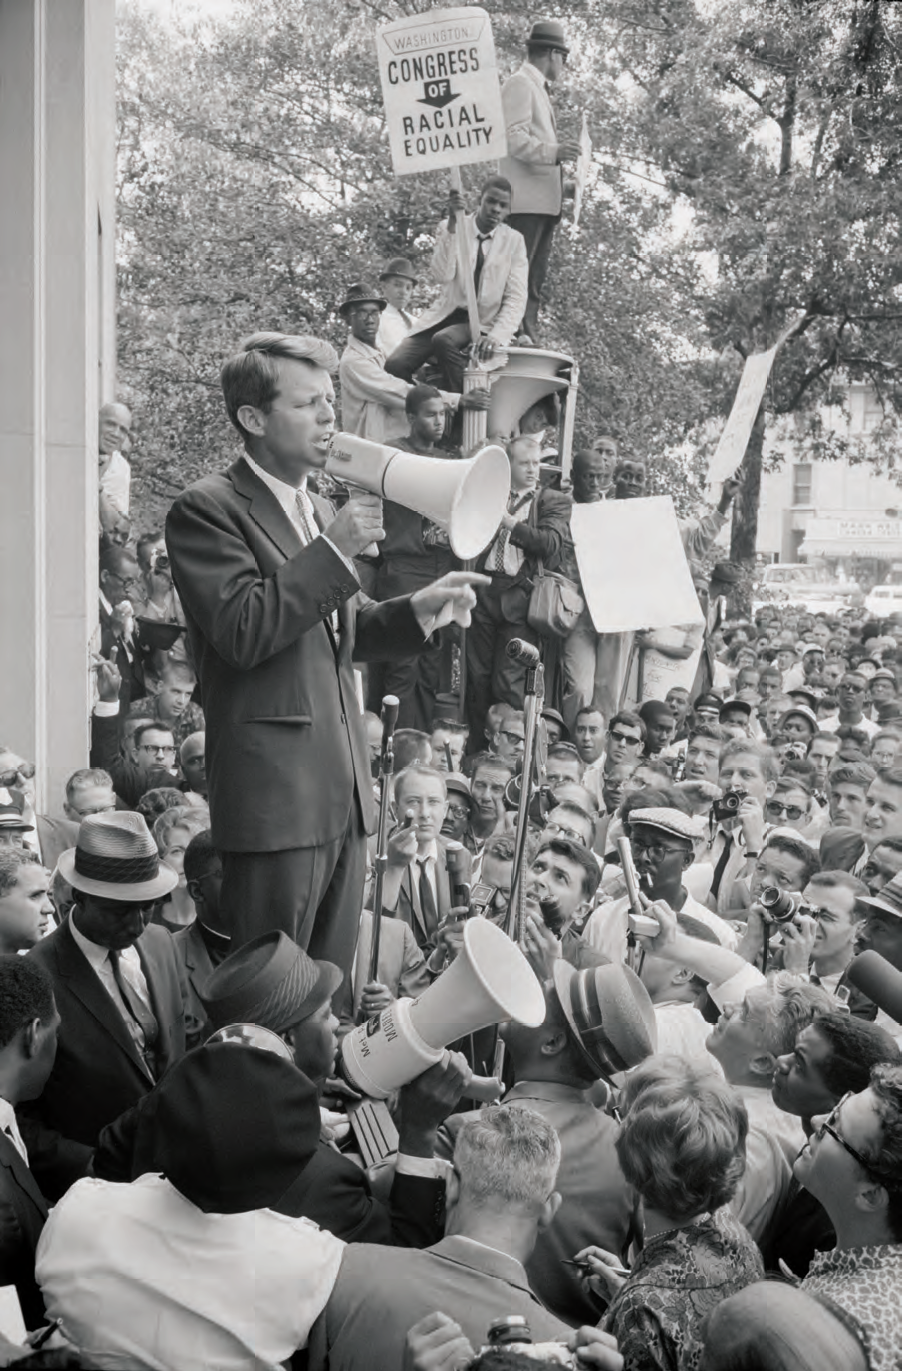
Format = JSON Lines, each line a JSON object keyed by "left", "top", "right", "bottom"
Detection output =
{"left": 865, "top": 584, "right": 902, "bottom": 617}
{"left": 752, "top": 563, "right": 864, "bottom": 615}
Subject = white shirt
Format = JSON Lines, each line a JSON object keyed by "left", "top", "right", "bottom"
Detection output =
{"left": 0, "top": 1096, "right": 28, "bottom": 1164}
{"left": 69, "top": 916, "right": 153, "bottom": 1030}
{"left": 243, "top": 455, "right": 356, "bottom": 636}
{"left": 99, "top": 450, "right": 130, "bottom": 516}
{"left": 821, "top": 713, "right": 880, "bottom": 740}
{"left": 729, "top": 1085, "right": 805, "bottom": 1243}
{"left": 652, "top": 1003, "right": 723, "bottom": 1073}
{"left": 376, "top": 303, "right": 417, "bottom": 357}
{"left": 487, "top": 490, "right": 534, "bottom": 576}
{"left": 582, "top": 888, "right": 738, "bottom": 965}
{"left": 36, "top": 1173, "right": 344, "bottom": 1371}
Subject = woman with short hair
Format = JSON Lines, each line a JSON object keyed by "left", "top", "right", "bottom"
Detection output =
{"left": 578, "top": 1056, "right": 763, "bottom": 1371}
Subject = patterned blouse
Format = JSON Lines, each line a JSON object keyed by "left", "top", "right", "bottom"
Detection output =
{"left": 803, "top": 1243, "right": 902, "bottom": 1371}
{"left": 601, "top": 1209, "right": 764, "bottom": 1371}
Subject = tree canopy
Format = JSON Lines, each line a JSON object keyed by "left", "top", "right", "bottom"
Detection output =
{"left": 117, "top": 0, "right": 902, "bottom": 549}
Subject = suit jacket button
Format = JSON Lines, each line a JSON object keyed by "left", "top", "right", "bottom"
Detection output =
{"left": 319, "top": 603, "right": 329, "bottom": 614}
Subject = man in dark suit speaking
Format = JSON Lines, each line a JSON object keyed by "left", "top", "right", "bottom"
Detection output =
{"left": 166, "top": 333, "right": 489, "bottom": 971}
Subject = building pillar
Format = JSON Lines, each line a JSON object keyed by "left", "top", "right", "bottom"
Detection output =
{"left": 0, "top": 0, "right": 116, "bottom": 818}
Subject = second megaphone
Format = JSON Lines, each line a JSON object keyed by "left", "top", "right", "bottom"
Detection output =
{"left": 325, "top": 432, "right": 510, "bottom": 561}
{"left": 341, "top": 917, "right": 545, "bottom": 1099}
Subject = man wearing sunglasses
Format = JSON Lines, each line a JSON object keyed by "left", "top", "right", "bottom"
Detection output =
{"left": 795, "top": 1065, "right": 902, "bottom": 1370}
{"left": 824, "top": 673, "right": 880, "bottom": 741}
{"left": 583, "top": 806, "right": 736, "bottom": 965}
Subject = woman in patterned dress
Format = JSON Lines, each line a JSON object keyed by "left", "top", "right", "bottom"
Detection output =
{"left": 577, "top": 1056, "right": 764, "bottom": 1371}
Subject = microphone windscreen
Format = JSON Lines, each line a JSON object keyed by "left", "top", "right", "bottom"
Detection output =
{"left": 380, "top": 694, "right": 400, "bottom": 751}
{"left": 846, "top": 951, "right": 902, "bottom": 1022}
{"left": 506, "top": 638, "right": 541, "bottom": 667}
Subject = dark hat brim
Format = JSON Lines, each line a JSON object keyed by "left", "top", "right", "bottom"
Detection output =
{"left": 338, "top": 295, "right": 387, "bottom": 318}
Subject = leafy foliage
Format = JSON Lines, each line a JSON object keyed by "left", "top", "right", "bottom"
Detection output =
{"left": 117, "top": 0, "right": 902, "bottom": 551}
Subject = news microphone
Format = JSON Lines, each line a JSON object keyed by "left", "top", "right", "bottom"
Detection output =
{"left": 506, "top": 638, "right": 541, "bottom": 667}
{"left": 445, "top": 841, "right": 472, "bottom": 911}
{"left": 380, "top": 694, "right": 400, "bottom": 754}
{"left": 846, "top": 951, "right": 902, "bottom": 1022}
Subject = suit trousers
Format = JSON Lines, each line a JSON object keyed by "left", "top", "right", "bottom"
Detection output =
{"left": 465, "top": 575, "right": 538, "bottom": 742}
{"left": 505, "top": 212, "right": 559, "bottom": 337}
{"left": 384, "top": 309, "right": 471, "bottom": 393}
{"left": 375, "top": 554, "right": 453, "bottom": 731}
{"left": 221, "top": 798, "right": 367, "bottom": 987}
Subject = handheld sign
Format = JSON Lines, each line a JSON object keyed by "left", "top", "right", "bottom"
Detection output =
{"left": 376, "top": 7, "right": 507, "bottom": 176}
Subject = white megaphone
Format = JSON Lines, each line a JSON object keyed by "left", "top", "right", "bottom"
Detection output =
{"left": 341, "top": 917, "right": 545, "bottom": 1099}
{"left": 325, "top": 432, "right": 510, "bottom": 561}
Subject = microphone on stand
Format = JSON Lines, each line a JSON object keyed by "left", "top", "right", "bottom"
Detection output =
{"left": 380, "top": 694, "right": 400, "bottom": 757}
{"left": 507, "top": 638, "right": 541, "bottom": 667}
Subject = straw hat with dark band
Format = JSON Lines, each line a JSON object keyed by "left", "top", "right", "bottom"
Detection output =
{"left": 553, "top": 961, "right": 657, "bottom": 1080}
{"left": 57, "top": 811, "right": 177, "bottom": 902}
{"left": 200, "top": 931, "right": 343, "bottom": 1036}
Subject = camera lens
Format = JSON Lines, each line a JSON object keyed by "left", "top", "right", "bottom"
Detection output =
{"left": 760, "top": 886, "right": 798, "bottom": 923}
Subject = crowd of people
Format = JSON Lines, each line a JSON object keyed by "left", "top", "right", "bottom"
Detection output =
{"left": 2, "top": 15, "right": 902, "bottom": 1371}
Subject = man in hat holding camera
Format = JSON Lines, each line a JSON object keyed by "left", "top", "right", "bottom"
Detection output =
{"left": 499, "top": 20, "right": 580, "bottom": 342}
{"left": 22, "top": 812, "right": 188, "bottom": 1199}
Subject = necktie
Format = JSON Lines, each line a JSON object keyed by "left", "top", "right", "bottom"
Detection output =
{"left": 3, "top": 1122, "right": 27, "bottom": 1165}
{"left": 709, "top": 833, "right": 733, "bottom": 902}
{"left": 418, "top": 859, "right": 439, "bottom": 938}
{"left": 295, "top": 490, "right": 319, "bottom": 546}
{"left": 474, "top": 234, "right": 490, "bottom": 293}
{"left": 493, "top": 492, "right": 530, "bottom": 574}
{"left": 110, "top": 950, "right": 159, "bottom": 1074}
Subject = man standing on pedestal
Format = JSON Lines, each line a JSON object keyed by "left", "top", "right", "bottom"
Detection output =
{"left": 165, "top": 333, "right": 488, "bottom": 979}
{"left": 499, "top": 20, "right": 581, "bottom": 343}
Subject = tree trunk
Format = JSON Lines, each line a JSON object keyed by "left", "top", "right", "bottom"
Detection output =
{"left": 729, "top": 400, "right": 766, "bottom": 614}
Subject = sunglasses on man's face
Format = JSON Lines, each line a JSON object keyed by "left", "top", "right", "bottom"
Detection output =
{"left": 765, "top": 799, "right": 806, "bottom": 822}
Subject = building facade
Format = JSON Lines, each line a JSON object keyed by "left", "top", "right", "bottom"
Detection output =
{"left": 756, "top": 383, "right": 902, "bottom": 589}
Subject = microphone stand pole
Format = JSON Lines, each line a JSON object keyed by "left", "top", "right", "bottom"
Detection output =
{"left": 361, "top": 695, "right": 400, "bottom": 1016}
{"left": 493, "top": 641, "right": 544, "bottom": 1078}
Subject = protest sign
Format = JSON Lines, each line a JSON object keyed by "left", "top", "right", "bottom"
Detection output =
{"left": 375, "top": 8, "right": 506, "bottom": 176}
{"left": 570, "top": 496, "right": 703, "bottom": 634}
{"left": 706, "top": 311, "right": 807, "bottom": 498}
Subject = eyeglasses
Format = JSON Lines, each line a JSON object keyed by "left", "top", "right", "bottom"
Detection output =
{"left": 544, "top": 820, "right": 586, "bottom": 844}
{"left": 814, "top": 1093, "right": 898, "bottom": 1189}
{"left": 139, "top": 743, "right": 176, "bottom": 756}
{"left": 630, "top": 836, "right": 689, "bottom": 862}
{"left": 551, "top": 46, "right": 568, "bottom": 62}
{"left": 766, "top": 800, "right": 807, "bottom": 821}
{"left": 609, "top": 731, "right": 641, "bottom": 747}
{"left": 498, "top": 730, "right": 525, "bottom": 746}
{"left": 446, "top": 803, "right": 471, "bottom": 821}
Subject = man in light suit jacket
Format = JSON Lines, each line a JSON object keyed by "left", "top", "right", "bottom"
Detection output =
{"left": 166, "top": 333, "right": 488, "bottom": 972}
{"left": 22, "top": 813, "right": 188, "bottom": 1201}
{"left": 499, "top": 20, "right": 581, "bottom": 341}
{"left": 384, "top": 179, "right": 528, "bottom": 393}
{"left": 308, "top": 1106, "right": 570, "bottom": 1371}
{"left": 0, "top": 957, "right": 59, "bottom": 1331}
{"left": 338, "top": 909, "right": 431, "bottom": 1030}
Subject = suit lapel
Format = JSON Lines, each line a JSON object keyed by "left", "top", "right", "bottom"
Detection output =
{"left": 229, "top": 458, "right": 301, "bottom": 562}
{"left": 309, "top": 494, "right": 351, "bottom": 655}
{"left": 56, "top": 920, "right": 153, "bottom": 1082}
{"left": 0, "top": 1133, "right": 48, "bottom": 1219}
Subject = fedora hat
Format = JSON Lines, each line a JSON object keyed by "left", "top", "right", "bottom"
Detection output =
{"left": 201, "top": 931, "right": 343, "bottom": 1036}
{"left": 526, "top": 19, "right": 569, "bottom": 52}
{"left": 338, "top": 282, "right": 387, "bottom": 319}
{"left": 553, "top": 960, "right": 657, "bottom": 1080}
{"left": 57, "top": 811, "right": 177, "bottom": 902}
{"left": 0, "top": 788, "right": 33, "bottom": 833}
{"left": 859, "top": 874, "right": 902, "bottom": 922}
{"left": 445, "top": 772, "right": 472, "bottom": 803}
{"left": 379, "top": 257, "right": 418, "bottom": 285}
{"left": 148, "top": 1042, "right": 321, "bottom": 1213}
